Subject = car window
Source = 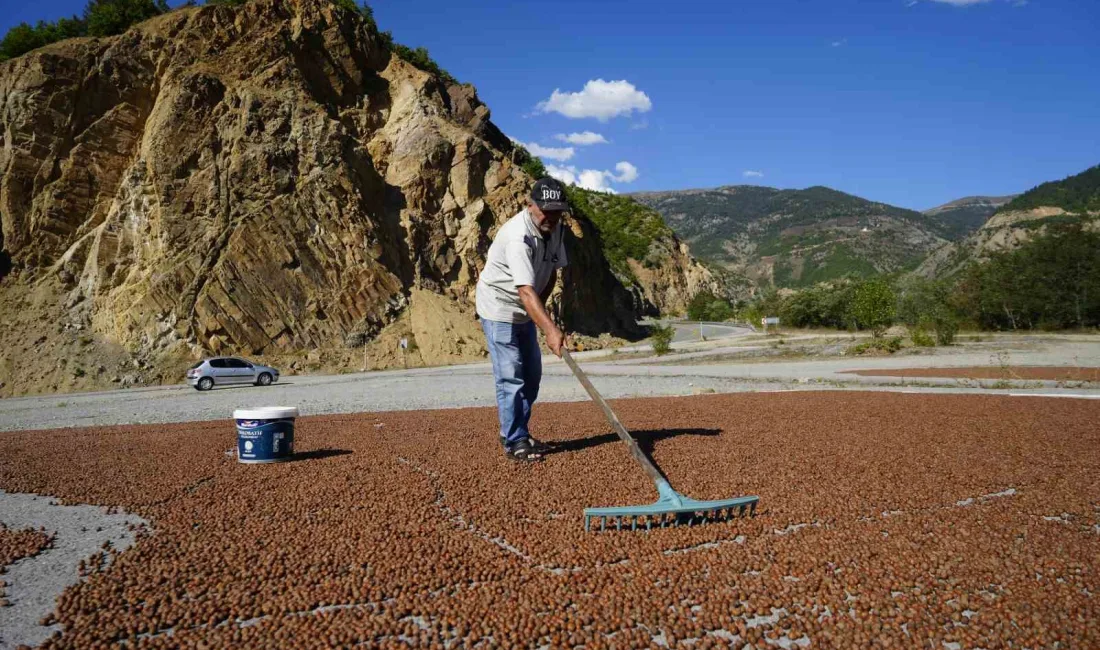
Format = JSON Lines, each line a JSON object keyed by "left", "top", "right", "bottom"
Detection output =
{"left": 228, "top": 358, "right": 250, "bottom": 369}
{"left": 209, "top": 359, "right": 227, "bottom": 369}
{"left": 189, "top": 361, "right": 203, "bottom": 370}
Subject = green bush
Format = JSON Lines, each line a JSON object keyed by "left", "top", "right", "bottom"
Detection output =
{"left": 933, "top": 315, "right": 958, "bottom": 346}
{"left": 849, "top": 279, "right": 896, "bottom": 337}
{"left": 649, "top": 324, "right": 674, "bottom": 356}
{"left": 847, "top": 336, "right": 903, "bottom": 356}
{"left": 910, "top": 327, "right": 936, "bottom": 347}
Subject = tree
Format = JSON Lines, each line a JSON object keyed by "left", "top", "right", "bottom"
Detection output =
{"left": 84, "top": 0, "right": 169, "bottom": 38}
{"left": 849, "top": 279, "right": 896, "bottom": 337}
{"left": 0, "top": 23, "right": 48, "bottom": 62}
{"left": 687, "top": 290, "right": 734, "bottom": 322}
{"left": 512, "top": 144, "right": 547, "bottom": 180}
{"left": 952, "top": 222, "right": 1100, "bottom": 330}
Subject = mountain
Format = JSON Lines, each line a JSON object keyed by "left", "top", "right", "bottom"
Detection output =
{"left": 922, "top": 195, "right": 1017, "bottom": 240}
{"left": 916, "top": 164, "right": 1100, "bottom": 278}
{"left": 566, "top": 187, "right": 752, "bottom": 311}
{"left": 630, "top": 185, "right": 950, "bottom": 288}
{"left": 0, "top": 0, "right": 714, "bottom": 397}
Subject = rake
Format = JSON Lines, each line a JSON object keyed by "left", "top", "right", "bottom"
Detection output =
{"left": 561, "top": 349, "right": 759, "bottom": 532}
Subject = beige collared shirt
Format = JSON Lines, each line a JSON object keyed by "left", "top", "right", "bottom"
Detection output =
{"left": 475, "top": 208, "right": 568, "bottom": 323}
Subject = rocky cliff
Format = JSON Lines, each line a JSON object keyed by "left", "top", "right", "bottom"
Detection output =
{"left": 0, "top": 0, "right": 707, "bottom": 396}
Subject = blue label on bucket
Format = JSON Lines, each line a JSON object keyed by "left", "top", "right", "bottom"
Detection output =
{"left": 237, "top": 418, "right": 295, "bottom": 462}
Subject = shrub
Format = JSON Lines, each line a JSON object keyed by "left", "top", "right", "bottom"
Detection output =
{"left": 849, "top": 279, "right": 896, "bottom": 337}
{"left": 910, "top": 327, "right": 936, "bottom": 347}
{"left": 847, "top": 336, "right": 903, "bottom": 356}
{"left": 933, "top": 315, "right": 958, "bottom": 346}
{"left": 649, "top": 324, "right": 674, "bottom": 356}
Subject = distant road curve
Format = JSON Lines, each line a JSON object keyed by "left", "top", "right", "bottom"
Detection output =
{"left": 647, "top": 320, "right": 755, "bottom": 343}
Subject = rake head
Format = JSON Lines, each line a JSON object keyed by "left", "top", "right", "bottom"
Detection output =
{"left": 584, "top": 479, "right": 758, "bottom": 532}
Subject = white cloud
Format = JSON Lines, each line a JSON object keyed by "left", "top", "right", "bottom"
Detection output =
{"left": 555, "top": 131, "right": 609, "bottom": 146}
{"left": 546, "top": 161, "right": 640, "bottom": 193}
{"left": 546, "top": 164, "right": 578, "bottom": 186}
{"left": 524, "top": 142, "right": 574, "bottom": 162}
{"left": 509, "top": 138, "right": 574, "bottom": 162}
{"left": 743, "top": 170, "right": 764, "bottom": 179}
{"left": 614, "top": 162, "right": 639, "bottom": 183}
{"left": 536, "top": 79, "right": 652, "bottom": 121}
{"left": 629, "top": 120, "right": 649, "bottom": 131}
{"left": 927, "top": 0, "right": 993, "bottom": 4}
{"left": 831, "top": 38, "right": 848, "bottom": 47}
{"left": 579, "top": 170, "right": 613, "bottom": 192}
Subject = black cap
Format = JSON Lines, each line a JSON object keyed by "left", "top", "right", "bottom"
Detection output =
{"left": 531, "top": 177, "right": 569, "bottom": 212}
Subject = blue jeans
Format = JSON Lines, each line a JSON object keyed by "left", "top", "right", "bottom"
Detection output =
{"left": 480, "top": 318, "right": 542, "bottom": 447}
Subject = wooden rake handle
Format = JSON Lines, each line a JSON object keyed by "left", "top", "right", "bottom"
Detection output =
{"left": 560, "top": 349, "right": 666, "bottom": 487}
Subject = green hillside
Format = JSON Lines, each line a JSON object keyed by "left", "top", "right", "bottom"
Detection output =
{"left": 922, "top": 195, "right": 1016, "bottom": 240}
{"left": 565, "top": 187, "right": 673, "bottom": 280}
{"left": 631, "top": 185, "right": 949, "bottom": 288}
{"left": 998, "top": 164, "right": 1100, "bottom": 214}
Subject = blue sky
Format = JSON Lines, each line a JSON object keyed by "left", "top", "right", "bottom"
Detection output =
{"left": 4, "top": 0, "right": 1098, "bottom": 209}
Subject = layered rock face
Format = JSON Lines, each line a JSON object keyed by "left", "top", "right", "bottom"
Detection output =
{"left": 0, "top": 0, "right": 705, "bottom": 395}
{"left": 914, "top": 207, "right": 1100, "bottom": 279}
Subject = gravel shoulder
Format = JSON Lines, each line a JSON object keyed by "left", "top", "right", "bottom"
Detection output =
{"left": 1, "top": 336, "right": 1097, "bottom": 433}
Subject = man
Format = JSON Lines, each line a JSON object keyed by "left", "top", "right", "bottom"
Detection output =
{"left": 476, "top": 177, "right": 571, "bottom": 462}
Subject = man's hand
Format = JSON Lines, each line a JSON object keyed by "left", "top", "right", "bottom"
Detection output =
{"left": 546, "top": 326, "right": 569, "bottom": 358}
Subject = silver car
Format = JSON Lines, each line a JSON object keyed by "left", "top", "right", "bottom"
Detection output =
{"left": 186, "top": 357, "right": 280, "bottom": 391}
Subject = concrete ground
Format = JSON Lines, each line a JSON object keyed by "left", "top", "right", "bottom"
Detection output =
{"left": 1, "top": 329, "right": 1096, "bottom": 433}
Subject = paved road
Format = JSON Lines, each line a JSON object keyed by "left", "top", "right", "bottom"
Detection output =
{"left": 666, "top": 321, "right": 753, "bottom": 343}
{"left": 1, "top": 337, "right": 1096, "bottom": 433}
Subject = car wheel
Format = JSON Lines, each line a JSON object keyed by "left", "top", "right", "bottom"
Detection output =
{"left": 197, "top": 377, "right": 214, "bottom": 391}
{"left": 257, "top": 373, "right": 273, "bottom": 387}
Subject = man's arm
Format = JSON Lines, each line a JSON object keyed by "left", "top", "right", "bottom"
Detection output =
{"left": 518, "top": 283, "right": 567, "bottom": 357}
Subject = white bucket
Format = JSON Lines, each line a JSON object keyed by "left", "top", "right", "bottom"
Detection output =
{"left": 234, "top": 406, "right": 299, "bottom": 463}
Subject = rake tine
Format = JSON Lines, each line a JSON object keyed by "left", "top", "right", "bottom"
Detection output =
{"left": 646, "top": 517, "right": 652, "bottom": 531}
{"left": 600, "top": 517, "right": 606, "bottom": 532}
{"left": 585, "top": 516, "right": 591, "bottom": 532}
{"left": 616, "top": 517, "right": 622, "bottom": 531}
{"left": 751, "top": 502, "right": 757, "bottom": 516}
{"left": 631, "top": 517, "right": 637, "bottom": 531}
